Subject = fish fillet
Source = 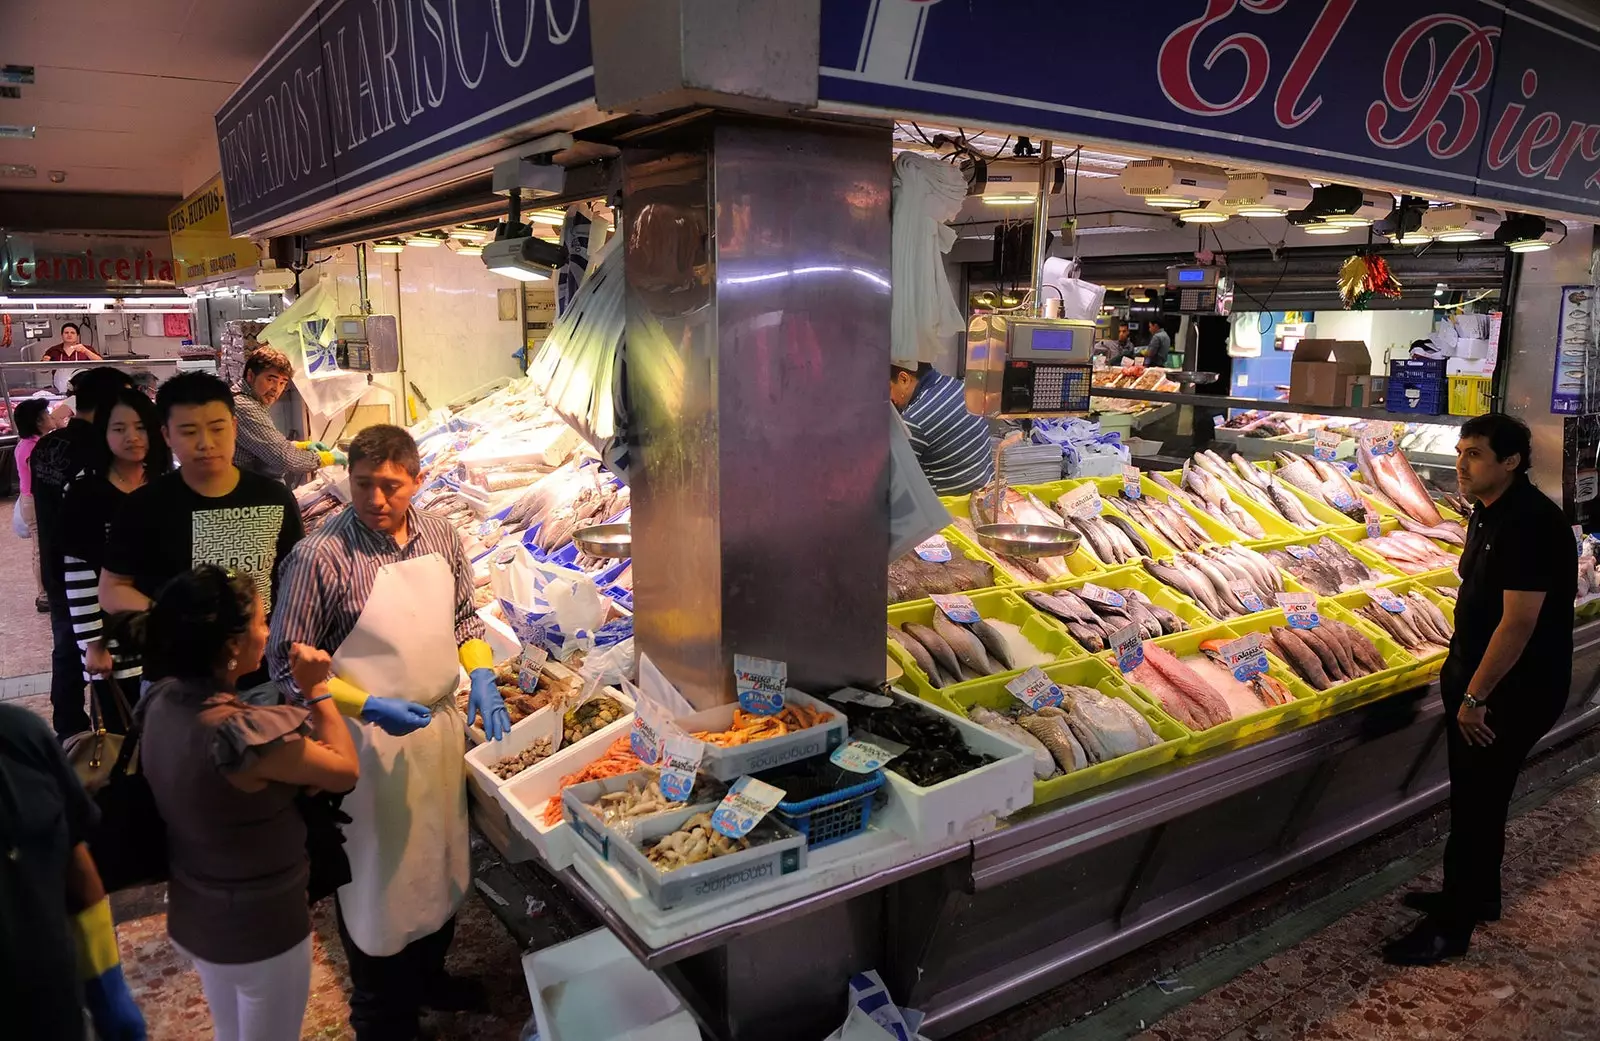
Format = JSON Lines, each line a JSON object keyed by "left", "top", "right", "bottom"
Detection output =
{"left": 1141, "top": 642, "right": 1232, "bottom": 728}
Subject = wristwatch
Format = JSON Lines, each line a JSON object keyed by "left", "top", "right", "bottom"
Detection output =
{"left": 1463, "top": 693, "right": 1486, "bottom": 710}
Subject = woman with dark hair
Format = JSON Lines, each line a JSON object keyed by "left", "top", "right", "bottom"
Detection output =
{"left": 12, "top": 396, "right": 58, "bottom": 611}
{"left": 132, "top": 566, "right": 359, "bottom": 1041}
{"left": 59, "top": 388, "right": 171, "bottom": 730}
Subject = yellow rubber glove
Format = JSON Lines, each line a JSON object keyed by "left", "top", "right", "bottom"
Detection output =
{"left": 292, "top": 439, "right": 312, "bottom": 450}
{"left": 460, "top": 639, "right": 510, "bottom": 740}
{"left": 327, "top": 675, "right": 370, "bottom": 718}
{"left": 458, "top": 639, "right": 494, "bottom": 672}
{"left": 74, "top": 897, "right": 145, "bottom": 1040}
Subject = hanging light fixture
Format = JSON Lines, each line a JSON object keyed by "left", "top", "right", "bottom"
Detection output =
{"left": 1318, "top": 188, "right": 1394, "bottom": 227}
{"left": 1422, "top": 204, "right": 1501, "bottom": 243}
{"left": 1301, "top": 223, "right": 1352, "bottom": 235}
{"left": 1177, "top": 203, "right": 1229, "bottom": 224}
{"left": 371, "top": 238, "right": 405, "bottom": 253}
{"left": 1120, "top": 159, "right": 1228, "bottom": 210}
{"left": 405, "top": 230, "right": 446, "bottom": 247}
{"left": 451, "top": 223, "right": 495, "bottom": 243}
{"left": 1221, "top": 172, "right": 1313, "bottom": 218}
{"left": 452, "top": 242, "right": 484, "bottom": 257}
{"left": 525, "top": 209, "right": 567, "bottom": 226}
{"left": 1495, "top": 213, "right": 1567, "bottom": 253}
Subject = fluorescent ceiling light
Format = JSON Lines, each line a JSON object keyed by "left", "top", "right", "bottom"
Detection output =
{"left": 525, "top": 209, "right": 566, "bottom": 226}
{"left": 1222, "top": 173, "right": 1313, "bottom": 218}
{"left": 372, "top": 239, "right": 405, "bottom": 253}
{"left": 1301, "top": 223, "right": 1351, "bottom": 235}
{"left": 1177, "top": 205, "right": 1228, "bottom": 224}
{"left": 405, "top": 231, "right": 446, "bottom": 247}
{"left": 1495, "top": 214, "right": 1566, "bottom": 253}
{"left": 453, "top": 243, "right": 484, "bottom": 257}
{"left": 451, "top": 223, "right": 495, "bottom": 243}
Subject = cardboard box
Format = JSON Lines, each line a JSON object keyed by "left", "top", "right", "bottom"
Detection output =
{"left": 1290, "top": 339, "right": 1372, "bottom": 406}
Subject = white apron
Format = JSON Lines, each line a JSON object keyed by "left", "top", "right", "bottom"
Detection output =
{"left": 331, "top": 553, "right": 469, "bottom": 957}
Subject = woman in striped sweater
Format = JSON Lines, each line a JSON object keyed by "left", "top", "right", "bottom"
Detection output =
{"left": 60, "top": 387, "right": 170, "bottom": 732}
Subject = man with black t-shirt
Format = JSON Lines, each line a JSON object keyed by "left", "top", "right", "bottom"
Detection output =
{"left": 100, "top": 372, "right": 303, "bottom": 692}
{"left": 31, "top": 367, "right": 134, "bottom": 738}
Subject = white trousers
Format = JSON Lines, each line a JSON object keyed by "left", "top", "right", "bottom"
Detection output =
{"left": 177, "top": 934, "right": 313, "bottom": 1041}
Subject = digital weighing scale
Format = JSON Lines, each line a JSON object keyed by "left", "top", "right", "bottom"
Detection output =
{"left": 964, "top": 315, "right": 1095, "bottom": 417}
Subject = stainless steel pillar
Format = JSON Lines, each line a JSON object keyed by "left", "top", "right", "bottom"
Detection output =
{"left": 623, "top": 118, "right": 891, "bottom": 707}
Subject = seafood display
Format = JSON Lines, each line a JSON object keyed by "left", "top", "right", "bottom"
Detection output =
{"left": 644, "top": 812, "right": 750, "bottom": 870}
{"left": 1176, "top": 462, "right": 1266, "bottom": 538}
{"left": 961, "top": 490, "right": 1078, "bottom": 582}
{"left": 1270, "top": 452, "right": 1369, "bottom": 522}
{"left": 1140, "top": 546, "right": 1285, "bottom": 619}
{"left": 1356, "top": 442, "right": 1467, "bottom": 544}
{"left": 889, "top": 548, "right": 997, "bottom": 603}
{"left": 1211, "top": 451, "right": 1320, "bottom": 531}
{"left": 1354, "top": 593, "right": 1455, "bottom": 657}
{"left": 1360, "top": 532, "right": 1459, "bottom": 574}
{"left": 1263, "top": 621, "right": 1390, "bottom": 691}
{"left": 1060, "top": 506, "right": 1153, "bottom": 566}
{"left": 541, "top": 737, "right": 644, "bottom": 825}
{"left": 564, "top": 696, "right": 627, "bottom": 744}
{"left": 1125, "top": 641, "right": 1292, "bottom": 730}
{"left": 969, "top": 685, "right": 1162, "bottom": 779}
{"left": 831, "top": 699, "right": 996, "bottom": 786}
{"left": 1262, "top": 538, "right": 1385, "bottom": 595}
{"left": 1022, "top": 586, "right": 1188, "bottom": 652}
{"left": 1116, "top": 489, "right": 1217, "bottom": 551}
{"left": 890, "top": 611, "right": 1055, "bottom": 687}
{"left": 490, "top": 736, "right": 555, "bottom": 780}
{"left": 691, "top": 704, "right": 832, "bottom": 747}
{"left": 588, "top": 770, "right": 728, "bottom": 823}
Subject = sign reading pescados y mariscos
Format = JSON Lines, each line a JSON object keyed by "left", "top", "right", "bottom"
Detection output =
{"left": 214, "top": 1, "right": 593, "bottom": 236}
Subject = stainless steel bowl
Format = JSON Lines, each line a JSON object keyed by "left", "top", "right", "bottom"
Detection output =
{"left": 973, "top": 524, "right": 1082, "bottom": 559}
{"left": 572, "top": 523, "right": 632, "bottom": 559}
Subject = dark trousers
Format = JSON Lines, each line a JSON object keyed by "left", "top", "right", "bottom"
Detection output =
{"left": 336, "top": 903, "right": 456, "bottom": 1041}
{"left": 1439, "top": 690, "right": 1562, "bottom": 931}
{"left": 47, "top": 587, "right": 88, "bottom": 738}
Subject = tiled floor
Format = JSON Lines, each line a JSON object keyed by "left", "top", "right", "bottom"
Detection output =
{"left": 1129, "top": 770, "right": 1600, "bottom": 1041}
{"left": 1, "top": 494, "right": 54, "bottom": 681}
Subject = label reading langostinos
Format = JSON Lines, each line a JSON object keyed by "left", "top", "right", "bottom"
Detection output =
{"left": 1313, "top": 429, "right": 1341, "bottom": 462}
{"left": 1060, "top": 483, "right": 1103, "bottom": 519}
{"left": 931, "top": 593, "right": 981, "bottom": 624}
{"left": 1006, "top": 666, "right": 1065, "bottom": 711}
{"left": 659, "top": 733, "right": 705, "bottom": 802}
{"left": 1220, "top": 632, "right": 1270, "bottom": 682}
{"left": 1075, "top": 582, "right": 1127, "bottom": 609}
{"left": 1230, "top": 580, "right": 1266, "bottom": 613}
{"left": 733, "top": 654, "right": 787, "bottom": 716}
{"left": 914, "top": 534, "right": 952, "bottom": 562}
{"left": 1123, "top": 465, "right": 1143, "bottom": 500}
{"left": 830, "top": 734, "right": 908, "bottom": 774}
{"left": 827, "top": 687, "right": 895, "bottom": 709}
{"left": 1372, "top": 588, "right": 1408, "bottom": 614}
{"left": 1110, "top": 620, "right": 1144, "bottom": 674}
{"left": 1276, "top": 592, "right": 1320, "bottom": 630}
{"left": 710, "top": 776, "right": 786, "bottom": 840}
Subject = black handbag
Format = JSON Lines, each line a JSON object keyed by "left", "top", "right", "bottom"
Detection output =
{"left": 298, "top": 790, "right": 352, "bottom": 905}
{"left": 82, "top": 681, "right": 168, "bottom": 891}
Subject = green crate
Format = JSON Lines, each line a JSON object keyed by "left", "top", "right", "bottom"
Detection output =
{"left": 1152, "top": 467, "right": 1304, "bottom": 546}
{"left": 1110, "top": 623, "right": 1323, "bottom": 756}
{"left": 1023, "top": 564, "right": 1216, "bottom": 648}
{"left": 941, "top": 656, "right": 1188, "bottom": 805}
{"left": 1329, "top": 585, "right": 1444, "bottom": 702}
{"left": 1220, "top": 603, "right": 1420, "bottom": 715}
{"left": 886, "top": 588, "right": 1084, "bottom": 699}
{"left": 891, "top": 524, "right": 1018, "bottom": 606}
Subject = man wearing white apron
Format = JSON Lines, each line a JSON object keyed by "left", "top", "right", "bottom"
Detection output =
{"left": 266, "top": 425, "right": 510, "bottom": 1041}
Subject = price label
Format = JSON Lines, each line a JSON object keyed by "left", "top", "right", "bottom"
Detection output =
{"left": 516, "top": 644, "right": 550, "bottom": 694}
{"left": 1276, "top": 592, "right": 1320, "bottom": 629}
{"left": 1286, "top": 544, "right": 1315, "bottom": 560}
{"left": 828, "top": 686, "right": 895, "bottom": 709}
{"left": 659, "top": 733, "right": 706, "bottom": 802}
{"left": 1110, "top": 620, "right": 1145, "bottom": 674}
{"left": 931, "top": 594, "right": 981, "bottom": 624}
{"left": 629, "top": 691, "right": 671, "bottom": 765}
{"left": 1075, "top": 582, "right": 1127, "bottom": 608}
{"left": 1366, "top": 512, "right": 1382, "bottom": 539}
{"left": 1122, "top": 465, "right": 1143, "bottom": 500}
{"left": 710, "top": 777, "right": 786, "bottom": 839}
{"left": 733, "top": 654, "right": 787, "bottom": 715}
{"left": 1006, "top": 666, "right": 1065, "bottom": 711}
{"left": 1361, "top": 424, "right": 1397, "bottom": 457}
{"left": 1372, "top": 588, "right": 1408, "bottom": 614}
{"left": 1220, "top": 632, "right": 1270, "bottom": 681}
{"left": 830, "top": 735, "right": 907, "bottom": 774}
{"left": 914, "top": 534, "right": 952, "bottom": 562}
{"left": 1313, "top": 429, "right": 1341, "bottom": 462}
{"left": 1329, "top": 486, "right": 1357, "bottom": 511}
{"left": 1231, "top": 579, "right": 1266, "bottom": 613}
{"left": 1060, "top": 483, "right": 1103, "bottom": 519}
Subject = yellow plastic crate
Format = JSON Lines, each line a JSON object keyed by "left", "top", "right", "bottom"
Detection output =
{"left": 1152, "top": 469, "right": 1302, "bottom": 546}
{"left": 1251, "top": 530, "right": 1409, "bottom": 589}
{"left": 890, "top": 524, "right": 1018, "bottom": 606}
{"left": 1448, "top": 375, "right": 1492, "bottom": 417}
{"left": 1023, "top": 564, "right": 1217, "bottom": 646}
{"left": 1222, "top": 603, "right": 1420, "bottom": 714}
{"left": 940, "top": 656, "right": 1189, "bottom": 805}
{"left": 886, "top": 588, "right": 1084, "bottom": 699}
{"left": 940, "top": 495, "right": 1105, "bottom": 580}
{"left": 1330, "top": 584, "right": 1447, "bottom": 699}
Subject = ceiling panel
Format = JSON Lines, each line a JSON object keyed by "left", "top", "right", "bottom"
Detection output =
{"left": 0, "top": 0, "right": 316, "bottom": 198}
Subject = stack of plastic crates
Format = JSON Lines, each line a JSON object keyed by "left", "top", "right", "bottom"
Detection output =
{"left": 1386, "top": 358, "right": 1446, "bottom": 415}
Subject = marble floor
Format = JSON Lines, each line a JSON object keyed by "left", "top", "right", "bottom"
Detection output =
{"left": 0, "top": 494, "right": 53, "bottom": 681}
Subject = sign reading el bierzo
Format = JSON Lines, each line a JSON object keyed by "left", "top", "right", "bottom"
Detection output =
{"left": 215, "top": 1, "right": 593, "bottom": 236}
{"left": 819, "top": 0, "right": 1600, "bottom": 221}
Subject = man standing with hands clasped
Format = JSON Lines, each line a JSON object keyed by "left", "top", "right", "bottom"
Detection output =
{"left": 1383, "top": 414, "right": 1576, "bottom": 965}
{"left": 267, "top": 424, "right": 510, "bottom": 1041}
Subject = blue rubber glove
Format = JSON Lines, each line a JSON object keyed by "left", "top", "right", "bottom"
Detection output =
{"left": 360, "top": 696, "right": 432, "bottom": 736}
{"left": 84, "top": 964, "right": 147, "bottom": 1041}
{"left": 309, "top": 440, "right": 331, "bottom": 452}
{"left": 468, "top": 668, "right": 512, "bottom": 741}
{"left": 332, "top": 449, "right": 348, "bottom": 467}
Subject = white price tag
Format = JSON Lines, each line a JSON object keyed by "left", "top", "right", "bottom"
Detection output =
{"left": 629, "top": 687, "right": 671, "bottom": 765}
{"left": 914, "top": 534, "right": 952, "bottom": 562}
{"left": 659, "top": 733, "right": 705, "bottom": 802}
{"left": 1220, "top": 632, "right": 1270, "bottom": 681}
{"left": 1060, "top": 483, "right": 1103, "bottom": 519}
{"left": 1372, "top": 588, "right": 1408, "bottom": 614}
{"left": 516, "top": 644, "right": 549, "bottom": 693}
{"left": 1276, "top": 592, "right": 1320, "bottom": 629}
{"left": 1313, "top": 429, "right": 1341, "bottom": 462}
{"left": 1328, "top": 485, "right": 1358, "bottom": 511}
{"left": 1075, "top": 582, "right": 1127, "bottom": 608}
{"left": 830, "top": 735, "right": 907, "bottom": 774}
{"left": 1122, "top": 465, "right": 1143, "bottom": 500}
{"left": 1361, "top": 423, "right": 1397, "bottom": 457}
{"left": 931, "top": 594, "right": 981, "bottom": 624}
{"left": 710, "top": 777, "right": 786, "bottom": 839}
{"left": 1230, "top": 579, "right": 1266, "bottom": 613}
{"left": 1006, "top": 666, "right": 1065, "bottom": 711}
{"left": 1110, "top": 620, "right": 1144, "bottom": 674}
{"left": 733, "top": 654, "right": 787, "bottom": 716}
{"left": 1366, "top": 513, "right": 1382, "bottom": 539}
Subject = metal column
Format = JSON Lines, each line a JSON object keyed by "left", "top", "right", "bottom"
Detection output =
{"left": 622, "top": 118, "right": 892, "bottom": 706}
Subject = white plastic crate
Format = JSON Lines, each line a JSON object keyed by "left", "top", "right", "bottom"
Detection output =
{"left": 523, "top": 930, "right": 697, "bottom": 1041}
{"left": 673, "top": 689, "right": 847, "bottom": 780}
{"left": 495, "top": 710, "right": 636, "bottom": 870}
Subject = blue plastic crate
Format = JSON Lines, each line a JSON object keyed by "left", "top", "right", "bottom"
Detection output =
{"left": 766, "top": 771, "right": 884, "bottom": 849}
{"left": 1386, "top": 375, "right": 1445, "bottom": 414}
{"left": 1389, "top": 357, "right": 1447, "bottom": 380}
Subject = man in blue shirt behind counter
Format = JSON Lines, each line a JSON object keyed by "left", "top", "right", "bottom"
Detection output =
{"left": 891, "top": 362, "right": 994, "bottom": 495}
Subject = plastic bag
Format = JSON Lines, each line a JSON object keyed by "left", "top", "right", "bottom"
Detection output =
{"left": 11, "top": 500, "right": 29, "bottom": 540}
{"left": 1043, "top": 256, "right": 1106, "bottom": 320}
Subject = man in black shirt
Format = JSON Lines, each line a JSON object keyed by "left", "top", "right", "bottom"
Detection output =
{"left": 101, "top": 372, "right": 303, "bottom": 692}
{"left": 1384, "top": 413, "right": 1576, "bottom": 966}
{"left": 30, "top": 367, "right": 134, "bottom": 738}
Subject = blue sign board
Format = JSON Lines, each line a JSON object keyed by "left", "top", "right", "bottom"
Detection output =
{"left": 215, "top": 0, "right": 593, "bottom": 235}
{"left": 819, "top": 0, "right": 1600, "bottom": 220}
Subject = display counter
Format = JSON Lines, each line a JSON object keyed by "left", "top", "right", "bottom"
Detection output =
{"left": 507, "top": 625, "right": 1600, "bottom": 1040}
{"left": 1091, "top": 385, "right": 1476, "bottom": 426}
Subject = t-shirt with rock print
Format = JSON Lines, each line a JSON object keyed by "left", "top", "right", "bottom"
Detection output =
{"left": 104, "top": 469, "right": 304, "bottom": 616}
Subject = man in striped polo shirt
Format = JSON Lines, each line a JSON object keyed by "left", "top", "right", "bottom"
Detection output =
{"left": 891, "top": 362, "right": 994, "bottom": 495}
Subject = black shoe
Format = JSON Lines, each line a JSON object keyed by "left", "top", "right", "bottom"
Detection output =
{"left": 35, "top": 595, "right": 49, "bottom": 613}
{"left": 1382, "top": 917, "right": 1471, "bottom": 966}
{"left": 1401, "top": 890, "right": 1501, "bottom": 922}
{"left": 420, "top": 974, "right": 489, "bottom": 1013}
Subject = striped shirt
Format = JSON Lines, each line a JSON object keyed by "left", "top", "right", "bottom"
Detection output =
{"left": 900, "top": 368, "right": 994, "bottom": 495}
{"left": 59, "top": 470, "right": 141, "bottom": 682}
{"left": 265, "top": 505, "right": 485, "bottom": 703}
{"left": 232, "top": 386, "right": 321, "bottom": 482}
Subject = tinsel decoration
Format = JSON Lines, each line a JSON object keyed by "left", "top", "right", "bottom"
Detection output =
{"left": 1337, "top": 252, "right": 1402, "bottom": 310}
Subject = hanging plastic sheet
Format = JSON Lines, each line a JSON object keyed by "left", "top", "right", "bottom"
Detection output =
{"left": 891, "top": 152, "right": 966, "bottom": 365}
{"left": 257, "top": 279, "right": 369, "bottom": 420}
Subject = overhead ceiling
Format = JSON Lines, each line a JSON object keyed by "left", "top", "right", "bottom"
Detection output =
{"left": 0, "top": 0, "right": 315, "bottom": 197}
